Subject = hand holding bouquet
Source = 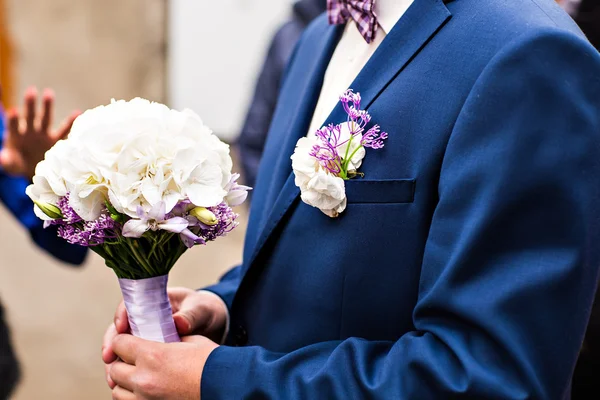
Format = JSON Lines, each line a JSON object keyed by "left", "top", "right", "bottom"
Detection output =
{"left": 26, "top": 98, "right": 250, "bottom": 343}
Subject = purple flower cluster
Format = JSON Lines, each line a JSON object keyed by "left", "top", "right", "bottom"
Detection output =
{"left": 57, "top": 195, "right": 83, "bottom": 224}
{"left": 310, "top": 124, "right": 343, "bottom": 175}
{"left": 361, "top": 125, "right": 388, "bottom": 149}
{"left": 57, "top": 214, "right": 120, "bottom": 246}
{"left": 309, "top": 89, "right": 388, "bottom": 176}
{"left": 179, "top": 202, "right": 239, "bottom": 248}
{"left": 50, "top": 193, "right": 119, "bottom": 246}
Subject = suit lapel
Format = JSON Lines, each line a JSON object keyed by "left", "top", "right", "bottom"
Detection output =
{"left": 245, "top": 0, "right": 452, "bottom": 274}
{"left": 240, "top": 20, "right": 344, "bottom": 272}
{"left": 258, "top": 23, "right": 344, "bottom": 217}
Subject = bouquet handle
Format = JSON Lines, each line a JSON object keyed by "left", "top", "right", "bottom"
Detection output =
{"left": 118, "top": 275, "right": 181, "bottom": 343}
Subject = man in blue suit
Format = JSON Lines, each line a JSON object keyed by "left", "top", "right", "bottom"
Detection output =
{"left": 0, "top": 87, "right": 86, "bottom": 398}
{"left": 103, "top": 0, "right": 600, "bottom": 398}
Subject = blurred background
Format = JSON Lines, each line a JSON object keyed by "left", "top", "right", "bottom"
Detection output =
{"left": 0, "top": 0, "right": 291, "bottom": 398}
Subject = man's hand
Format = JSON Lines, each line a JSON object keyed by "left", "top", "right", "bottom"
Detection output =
{"left": 109, "top": 334, "right": 218, "bottom": 400}
{"left": 102, "top": 288, "right": 228, "bottom": 389}
{"left": 0, "top": 86, "right": 80, "bottom": 179}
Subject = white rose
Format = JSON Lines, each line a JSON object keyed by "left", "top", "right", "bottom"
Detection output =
{"left": 291, "top": 136, "right": 319, "bottom": 189}
{"left": 300, "top": 170, "right": 347, "bottom": 218}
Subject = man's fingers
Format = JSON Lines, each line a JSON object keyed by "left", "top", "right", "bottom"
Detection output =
{"left": 6, "top": 108, "right": 20, "bottom": 138}
{"left": 112, "top": 334, "right": 145, "bottom": 365}
{"left": 23, "top": 87, "right": 37, "bottom": 132}
{"left": 114, "top": 301, "right": 129, "bottom": 334}
{"left": 53, "top": 110, "right": 80, "bottom": 140}
{"left": 105, "top": 361, "right": 117, "bottom": 389}
{"left": 111, "top": 385, "right": 136, "bottom": 400}
{"left": 109, "top": 361, "right": 136, "bottom": 392}
{"left": 173, "top": 313, "right": 193, "bottom": 335}
{"left": 40, "top": 89, "right": 54, "bottom": 133}
{"left": 102, "top": 323, "right": 119, "bottom": 364}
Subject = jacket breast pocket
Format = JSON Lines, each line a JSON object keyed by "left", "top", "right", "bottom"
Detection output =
{"left": 345, "top": 179, "right": 416, "bottom": 204}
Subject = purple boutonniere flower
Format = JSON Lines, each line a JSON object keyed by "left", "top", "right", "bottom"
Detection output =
{"left": 291, "top": 89, "right": 389, "bottom": 217}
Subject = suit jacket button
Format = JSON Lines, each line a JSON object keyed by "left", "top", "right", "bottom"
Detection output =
{"left": 234, "top": 325, "right": 248, "bottom": 346}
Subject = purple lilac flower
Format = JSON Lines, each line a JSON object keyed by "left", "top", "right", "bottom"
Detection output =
{"left": 340, "top": 89, "right": 362, "bottom": 120}
{"left": 49, "top": 193, "right": 120, "bottom": 246}
{"left": 308, "top": 89, "right": 389, "bottom": 177}
{"left": 310, "top": 125, "right": 343, "bottom": 175}
{"left": 56, "top": 209, "right": 120, "bottom": 246}
{"left": 57, "top": 193, "right": 82, "bottom": 224}
{"left": 361, "top": 125, "right": 389, "bottom": 149}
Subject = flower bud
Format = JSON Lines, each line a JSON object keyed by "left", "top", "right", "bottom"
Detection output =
{"left": 189, "top": 207, "right": 218, "bottom": 226}
{"left": 33, "top": 201, "right": 63, "bottom": 219}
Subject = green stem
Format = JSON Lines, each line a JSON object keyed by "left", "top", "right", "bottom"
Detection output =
{"left": 124, "top": 239, "right": 156, "bottom": 276}
{"left": 344, "top": 145, "right": 364, "bottom": 172}
{"left": 342, "top": 134, "right": 353, "bottom": 167}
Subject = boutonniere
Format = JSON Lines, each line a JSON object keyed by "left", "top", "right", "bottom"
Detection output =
{"left": 291, "top": 89, "right": 388, "bottom": 217}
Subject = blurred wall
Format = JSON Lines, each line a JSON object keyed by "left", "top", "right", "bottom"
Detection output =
{"left": 0, "top": 0, "right": 268, "bottom": 398}
{"left": 5, "top": 0, "right": 167, "bottom": 115}
{"left": 168, "top": 0, "right": 291, "bottom": 141}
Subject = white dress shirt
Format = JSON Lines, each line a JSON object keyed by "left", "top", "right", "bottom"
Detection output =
{"left": 307, "top": 0, "right": 415, "bottom": 136}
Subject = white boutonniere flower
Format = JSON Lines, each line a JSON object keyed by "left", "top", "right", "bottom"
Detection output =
{"left": 291, "top": 90, "right": 388, "bottom": 217}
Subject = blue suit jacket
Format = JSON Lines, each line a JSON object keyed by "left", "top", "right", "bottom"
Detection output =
{"left": 0, "top": 109, "right": 86, "bottom": 265}
{"left": 203, "top": 0, "right": 600, "bottom": 398}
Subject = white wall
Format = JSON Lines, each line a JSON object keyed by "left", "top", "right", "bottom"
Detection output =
{"left": 168, "top": 0, "right": 291, "bottom": 142}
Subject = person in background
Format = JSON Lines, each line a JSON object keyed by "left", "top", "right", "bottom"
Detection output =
{"left": 572, "top": 0, "right": 599, "bottom": 50}
{"left": 237, "top": 0, "right": 326, "bottom": 190}
{"left": 0, "top": 86, "right": 86, "bottom": 398}
{"left": 560, "top": 0, "right": 599, "bottom": 49}
{"left": 559, "top": 1, "right": 600, "bottom": 397}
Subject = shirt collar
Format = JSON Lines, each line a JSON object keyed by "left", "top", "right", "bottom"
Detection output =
{"left": 376, "top": 0, "right": 415, "bottom": 34}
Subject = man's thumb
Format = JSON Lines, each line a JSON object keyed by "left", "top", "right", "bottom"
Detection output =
{"left": 173, "top": 309, "right": 208, "bottom": 335}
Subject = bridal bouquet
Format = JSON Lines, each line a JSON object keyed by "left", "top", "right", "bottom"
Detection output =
{"left": 26, "top": 98, "right": 250, "bottom": 343}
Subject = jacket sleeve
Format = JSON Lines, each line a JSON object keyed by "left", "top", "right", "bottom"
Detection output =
{"left": 201, "top": 265, "right": 242, "bottom": 312}
{"left": 200, "top": 28, "right": 600, "bottom": 399}
{"left": 0, "top": 112, "right": 87, "bottom": 266}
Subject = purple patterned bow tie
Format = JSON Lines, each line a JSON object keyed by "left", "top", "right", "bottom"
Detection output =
{"left": 327, "top": 0, "right": 379, "bottom": 44}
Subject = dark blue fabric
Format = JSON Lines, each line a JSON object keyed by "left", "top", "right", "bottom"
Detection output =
{"left": 203, "top": 0, "right": 600, "bottom": 398}
{"left": 237, "top": 0, "right": 326, "bottom": 190}
{"left": 0, "top": 108, "right": 87, "bottom": 265}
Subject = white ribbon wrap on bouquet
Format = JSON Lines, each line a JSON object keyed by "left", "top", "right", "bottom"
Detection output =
{"left": 118, "top": 275, "right": 181, "bottom": 343}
